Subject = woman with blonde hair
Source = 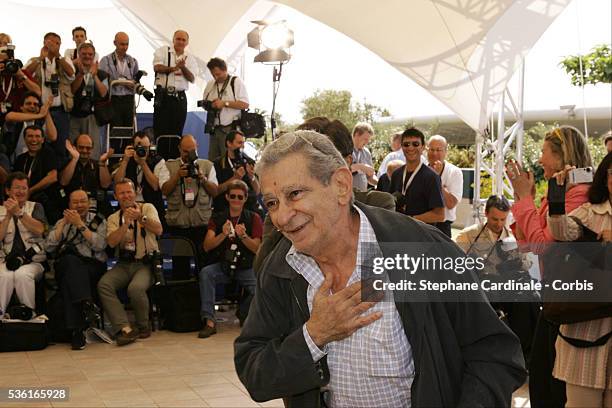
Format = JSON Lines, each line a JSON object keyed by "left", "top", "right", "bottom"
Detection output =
{"left": 547, "top": 152, "right": 612, "bottom": 407}
{"left": 507, "top": 125, "right": 593, "bottom": 407}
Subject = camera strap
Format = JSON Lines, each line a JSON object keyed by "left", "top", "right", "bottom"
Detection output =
{"left": 164, "top": 46, "right": 170, "bottom": 89}
{"left": 465, "top": 223, "right": 504, "bottom": 259}
{"left": 119, "top": 206, "right": 148, "bottom": 259}
{"left": 111, "top": 53, "right": 132, "bottom": 77}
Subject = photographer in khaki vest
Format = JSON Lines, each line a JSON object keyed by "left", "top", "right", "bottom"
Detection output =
{"left": 162, "top": 134, "right": 218, "bottom": 278}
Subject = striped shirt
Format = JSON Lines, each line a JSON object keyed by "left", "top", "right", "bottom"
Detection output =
{"left": 287, "top": 206, "right": 414, "bottom": 407}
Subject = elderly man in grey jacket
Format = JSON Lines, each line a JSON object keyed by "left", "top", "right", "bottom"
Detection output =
{"left": 234, "top": 131, "right": 526, "bottom": 407}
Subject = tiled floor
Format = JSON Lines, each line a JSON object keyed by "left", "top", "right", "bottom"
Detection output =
{"left": 1, "top": 319, "right": 530, "bottom": 408}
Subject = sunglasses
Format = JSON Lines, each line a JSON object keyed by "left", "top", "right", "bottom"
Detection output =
{"left": 229, "top": 193, "right": 245, "bottom": 200}
{"left": 402, "top": 141, "right": 421, "bottom": 148}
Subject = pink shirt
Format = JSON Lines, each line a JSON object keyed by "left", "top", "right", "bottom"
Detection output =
{"left": 511, "top": 184, "right": 589, "bottom": 258}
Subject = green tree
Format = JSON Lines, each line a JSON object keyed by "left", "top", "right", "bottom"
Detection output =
{"left": 560, "top": 44, "right": 612, "bottom": 86}
{"left": 300, "top": 89, "right": 390, "bottom": 131}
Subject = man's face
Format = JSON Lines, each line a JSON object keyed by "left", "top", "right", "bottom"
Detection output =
{"left": 226, "top": 188, "right": 246, "bottom": 213}
{"left": 260, "top": 154, "right": 347, "bottom": 257}
{"left": 44, "top": 35, "right": 61, "bottom": 55}
{"left": 486, "top": 207, "right": 508, "bottom": 235}
{"left": 427, "top": 139, "right": 447, "bottom": 164}
{"left": 114, "top": 183, "right": 136, "bottom": 209}
{"left": 114, "top": 34, "right": 129, "bottom": 56}
{"left": 210, "top": 66, "right": 228, "bottom": 84}
{"left": 173, "top": 31, "right": 189, "bottom": 53}
{"left": 179, "top": 137, "right": 197, "bottom": 162}
{"left": 69, "top": 190, "right": 89, "bottom": 216}
{"left": 76, "top": 135, "right": 93, "bottom": 161}
{"left": 73, "top": 30, "right": 86, "bottom": 46}
{"left": 7, "top": 178, "right": 28, "bottom": 204}
{"left": 401, "top": 136, "right": 424, "bottom": 163}
{"left": 353, "top": 131, "right": 372, "bottom": 150}
{"left": 133, "top": 135, "right": 150, "bottom": 158}
{"left": 25, "top": 129, "right": 44, "bottom": 154}
{"left": 21, "top": 96, "right": 41, "bottom": 114}
{"left": 79, "top": 47, "right": 95, "bottom": 67}
{"left": 606, "top": 140, "right": 612, "bottom": 154}
{"left": 227, "top": 134, "right": 245, "bottom": 152}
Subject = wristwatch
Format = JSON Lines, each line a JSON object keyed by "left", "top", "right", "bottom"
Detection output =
{"left": 224, "top": 101, "right": 229, "bottom": 108}
{"left": 140, "top": 215, "right": 148, "bottom": 224}
{"left": 77, "top": 225, "right": 87, "bottom": 233}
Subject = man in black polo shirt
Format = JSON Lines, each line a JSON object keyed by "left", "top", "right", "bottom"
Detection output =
{"left": 389, "top": 127, "right": 444, "bottom": 225}
{"left": 59, "top": 134, "right": 113, "bottom": 216}
{"left": 213, "top": 130, "right": 259, "bottom": 214}
{"left": 13, "top": 124, "right": 60, "bottom": 222}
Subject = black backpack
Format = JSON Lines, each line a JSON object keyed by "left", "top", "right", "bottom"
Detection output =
{"left": 230, "top": 77, "right": 266, "bottom": 138}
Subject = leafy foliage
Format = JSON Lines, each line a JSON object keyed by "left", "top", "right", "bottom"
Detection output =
{"left": 560, "top": 44, "right": 612, "bottom": 86}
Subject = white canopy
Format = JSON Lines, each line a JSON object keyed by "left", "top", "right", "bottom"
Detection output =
{"left": 116, "top": 0, "right": 572, "bottom": 133}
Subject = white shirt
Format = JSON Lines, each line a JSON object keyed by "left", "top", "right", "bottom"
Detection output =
{"left": 25, "top": 56, "right": 75, "bottom": 107}
{"left": 202, "top": 76, "right": 249, "bottom": 126}
{"left": 152, "top": 46, "right": 198, "bottom": 92}
{"left": 438, "top": 160, "right": 463, "bottom": 222}
{"left": 377, "top": 149, "right": 405, "bottom": 177}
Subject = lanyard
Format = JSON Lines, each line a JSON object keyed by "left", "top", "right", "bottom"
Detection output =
{"left": 1, "top": 76, "right": 13, "bottom": 102}
{"left": 24, "top": 155, "right": 37, "bottom": 180}
{"left": 465, "top": 223, "right": 505, "bottom": 258}
{"left": 401, "top": 162, "right": 422, "bottom": 196}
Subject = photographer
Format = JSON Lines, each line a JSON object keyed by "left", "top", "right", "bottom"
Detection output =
{"left": 99, "top": 32, "right": 143, "bottom": 128}
{"left": 60, "top": 135, "right": 113, "bottom": 216}
{"left": 24, "top": 32, "right": 75, "bottom": 161}
{"left": 46, "top": 189, "right": 107, "bottom": 350}
{"left": 98, "top": 179, "right": 162, "bottom": 346}
{"left": 202, "top": 57, "right": 249, "bottom": 161}
{"left": 152, "top": 30, "right": 196, "bottom": 138}
{"left": 113, "top": 131, "right": 169, "bottom": 226}
{"left": 69, "top": 42, "right": 108, "bottom": 161}
{"left": 162, "top": 134, "right": 217, "bottom": 277}
{"left": 4, "top": 92, "right": 56, "bottom": 164}
{"left": 213, "top": 130, "right": 259, "bottom": 214}
{"left": 0, "top": 44, "right": 41, "bottom": 128}
{"left": 199, "top": 180, "right": 261, "bottom": 338}
{"left": 0, "top": 172, "right": 46, "bottom": 319}
{"left": 13, "top": 125, "right": 61, "bottom": 223}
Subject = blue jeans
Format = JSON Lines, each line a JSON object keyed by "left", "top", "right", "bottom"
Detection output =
{"left": 199, "top": 263, "right": 256, "bottom": 323}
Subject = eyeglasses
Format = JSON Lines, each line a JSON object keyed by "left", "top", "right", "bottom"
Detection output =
{"left": 428, "top": 148, "right": 445, "bottom": 153}
{"left": 77, "top": 145, "right": 93, "bottom": 150}
{"left": 402, "top": 141, "right": 421, "bottom": 148}
{"left": 229, "top": 194, "right": 245, "bottom": 200}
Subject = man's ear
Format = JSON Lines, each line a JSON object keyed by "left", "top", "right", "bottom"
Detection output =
{"left": 332, "top": 167, "right": 353, "bottom": 205}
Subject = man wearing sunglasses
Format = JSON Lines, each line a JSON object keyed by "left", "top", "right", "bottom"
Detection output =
{"left": 59, "top": 134, "right": 113, "bottom": 216}
{"left": 389, "top": 127, "right": 445, "bottom": 225}
{"left": 198, "top": 179, "right": 261, "bottom": 338}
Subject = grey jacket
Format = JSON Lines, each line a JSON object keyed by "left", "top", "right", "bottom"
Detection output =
{"left": 235, "top": 202, "right": 526, "bottom": 407}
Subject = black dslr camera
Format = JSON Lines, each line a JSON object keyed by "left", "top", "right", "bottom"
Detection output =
{"left": 5, "top": 243, "right": 44, "bottom": 271}
{"left": 142, "top": 251, "right": 164, "bottom": 286}
{"left": 0, "top": 44, "right": 24, "bottom": 75}
{"left": 45, "top": 73, "right": 60, "bottom": 97}
{"left": 185, "top": 150, "right": 199, "bottom": 178}
{"left": 133, "top": 70, "right": 153, "bottom": 101}
{"left": 134, "top": 144, "right": 148, "bottom": 158}
{"left": 197, "top": 99, "right": 218, "bottom": 134}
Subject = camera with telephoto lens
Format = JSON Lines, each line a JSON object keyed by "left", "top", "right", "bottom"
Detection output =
{"left": 185, "top": 149, "right": 199, "bottom": 178}
{"left": 5, "top": 243, "right": 44, "bottom": 271}
{"left": 197, "top": 99, "right": 218, "bottom": 134}
{"left": 0, "top": 44, "right": 24, "bottom": 75}
{"left": 135, "top": 144, "right": 148, "bottom": 158}
{"left": 133, "top": 70, "right": 153, "bottom": 101}
{"left": 45, "top": 73, "right": 60, "bottom": 97}
{"left": 142, "top": 251, "right": 165, "bottom": 286}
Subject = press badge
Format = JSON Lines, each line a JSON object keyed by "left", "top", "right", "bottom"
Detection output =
{"left": 185, "top": 187, "right": 195, "bottom": 202}
{"left": 0, "top": 102, "right": 9, "bottom": 114}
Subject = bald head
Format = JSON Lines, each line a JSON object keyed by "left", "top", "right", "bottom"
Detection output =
{"left": 114, "top": 32, "right": 129, "bottom": 56}
{"left": 173, "top": 30, "right": 189, "bottom": 53}
{"left": 179, "top": 134, "right": 197, "bottom": 161}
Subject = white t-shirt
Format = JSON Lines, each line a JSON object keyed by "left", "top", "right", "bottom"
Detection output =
{"left": 202, "top": 76, "right": 249, "bottom": 126}
{"left": 438, "top": 161, "right": 464, "bottom": 222}
{"left": 25, "top": 56, "right": 75, "bottom": 107}
{"left": 377, "top": 149, "right": 405, "bottom": 177}
{"left": 152, "top": 46, "right": 198, "bottom": 92}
